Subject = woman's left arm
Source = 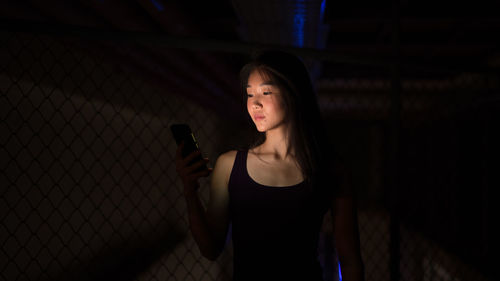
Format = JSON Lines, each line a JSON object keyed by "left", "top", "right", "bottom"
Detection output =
{"left": 331, "top": 163, "right": 365, "bottom": 281}
{"left": 332, "top": 195, "right": 365, "bottom": 281}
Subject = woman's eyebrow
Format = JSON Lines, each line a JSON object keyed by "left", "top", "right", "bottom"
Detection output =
{"left": 246, "top": 81, "right": 275, "bottom": 88}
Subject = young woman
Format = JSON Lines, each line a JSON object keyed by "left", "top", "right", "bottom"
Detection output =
{"left": 175, "top": 50, "right": 364, "bottom": 281}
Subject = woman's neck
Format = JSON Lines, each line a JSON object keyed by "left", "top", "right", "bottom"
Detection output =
{"left": 258, "top": 124, "right": 294, "bottom": 159}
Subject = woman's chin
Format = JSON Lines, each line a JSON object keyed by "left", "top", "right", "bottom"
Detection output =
{"left": 254, "top": 125, "right": 266, "bottom": 132}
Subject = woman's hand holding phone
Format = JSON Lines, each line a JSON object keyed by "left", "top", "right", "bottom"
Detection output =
{"left": 175, "top": 140, "right": 213, "bottom": 196}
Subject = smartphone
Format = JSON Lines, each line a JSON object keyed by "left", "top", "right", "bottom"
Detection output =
{"left": 170, "top": 123, "right": 207, "bottom": 173}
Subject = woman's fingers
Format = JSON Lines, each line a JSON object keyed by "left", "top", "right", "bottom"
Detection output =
{"left": 175, "top": 140, "right": 200, "bottom": 169}
{"left": 182, "top": 150, "right": 202, "bottom": 167}
{"left": 190, "top": 165, "right": 213, "bottom": 180}
{"left": 174, "top": 140, "right": 211, "bottom": 186}
{"left": 185, "top": 157, "right": 210, "bottom": 175}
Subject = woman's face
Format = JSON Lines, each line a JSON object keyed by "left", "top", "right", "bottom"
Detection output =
{"left": 246, "top": 69, "right": 287, "bottom": 132}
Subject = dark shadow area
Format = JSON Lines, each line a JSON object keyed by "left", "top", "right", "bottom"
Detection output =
{"left": 55, "top": 221, "right": 186, "bottom": 281}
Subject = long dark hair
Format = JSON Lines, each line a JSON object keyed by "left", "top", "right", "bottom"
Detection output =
{"left": 239, "top": 49, "right": 339, "bottom": 209}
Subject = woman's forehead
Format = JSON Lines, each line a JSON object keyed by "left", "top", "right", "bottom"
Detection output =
{"left": 247, "top": 69, "right": 275, "bottom": 86}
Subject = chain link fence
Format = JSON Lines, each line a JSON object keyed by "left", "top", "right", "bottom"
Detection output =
{"left": 316, "top": 64, "right": 497, "bottom": 281}
{"left": 1, "top": 24, "right": 497, "bottom": 281}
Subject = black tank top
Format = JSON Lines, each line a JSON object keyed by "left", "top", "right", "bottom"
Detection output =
{"left": 228, "top": 149, "right": 325, "bottom": 281}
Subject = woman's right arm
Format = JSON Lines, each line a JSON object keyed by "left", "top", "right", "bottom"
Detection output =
{"left": 175, "top": 141, "right": 231, "bottom": 260}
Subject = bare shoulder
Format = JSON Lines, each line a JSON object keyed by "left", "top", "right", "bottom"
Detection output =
{"left": 218, "top": 149, "right": 238, "bottom": 162}
{"left": 211, "top": 150, "right": 238, "bottom": 187}
{"left": 216, "top": 150, "right": 238, "bottom": 170}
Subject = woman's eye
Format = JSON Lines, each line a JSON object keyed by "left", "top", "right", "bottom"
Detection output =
{"left": 247, "top": 92, "right": 270, "bottom": 97}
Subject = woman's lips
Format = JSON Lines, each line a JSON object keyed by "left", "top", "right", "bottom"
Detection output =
{"left": 254, "top": 115, "right": 265, "bottom": 120}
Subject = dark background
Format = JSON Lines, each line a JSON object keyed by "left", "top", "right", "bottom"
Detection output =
{"left": 1, "top": 1, "right": 498, "bottom": 281}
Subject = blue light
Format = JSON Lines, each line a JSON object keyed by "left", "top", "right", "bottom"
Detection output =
{"left": 292, "top": 1, "right": 306, "bottom": 47}
{"left": 150, "top": 0, "right": 164, "bottom": 11}
{"left": 338, "top": 262, "right": 343, "bottom": 281}
{"left": 320, "top": 0, "right": 326, "bottom": 22}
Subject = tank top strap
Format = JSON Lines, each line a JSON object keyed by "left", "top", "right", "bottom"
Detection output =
{"left": 239, "top": 148, "right": 248, "bottom": 165}
{"left": 235, "top": 148, "right": 248, "bottom": 172}
{"left": 228, "top": 149, "right": 247, "bottom": 191}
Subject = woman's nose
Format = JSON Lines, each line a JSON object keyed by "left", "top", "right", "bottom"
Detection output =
{"left": 252, "top": 99, "right": 262, "bottom": 108}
